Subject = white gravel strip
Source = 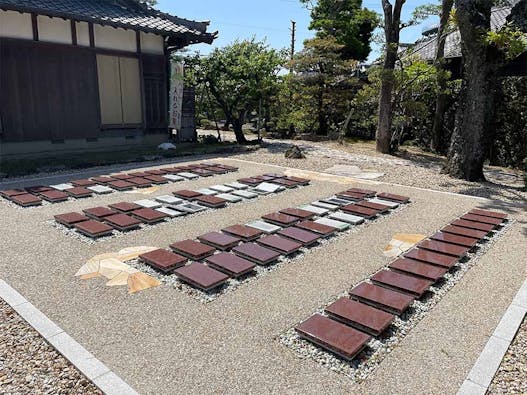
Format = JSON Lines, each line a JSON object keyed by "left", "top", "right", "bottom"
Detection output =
{"left": 0, "top": 280, "right": 137, "bottom": 395}
{"left": 279, "top": 220, "right": 515, "bottom": 383}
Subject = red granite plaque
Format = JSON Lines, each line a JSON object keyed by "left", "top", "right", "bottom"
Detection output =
{"left": 205, "top": 252, "right": 256, "bottom": 277}
{"left": 370, "top": 270, "right": 433, "bottom": 297}
{"left": 170, "top": 239, "right": 216, "bottom": 260}
{"left": 349, "top": 282, "right": 414, "bottom": 315}
{"left": 174, "top": 262, "right": 229, "bottom": 291}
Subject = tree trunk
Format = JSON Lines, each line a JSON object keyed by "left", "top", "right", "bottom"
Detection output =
{"left": 376, "top": 0, "right": 405, "bottom": 154}
{"left": 232, "top": 114, "right": 248, "bottom": 144}
{"left": 430, "top": 0, "right": 454, "bottom": 153}
{"left": 444, "top": 0, "right": 499, "bottom": 181}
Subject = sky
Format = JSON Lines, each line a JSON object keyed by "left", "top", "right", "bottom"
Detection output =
{"left": 156, "top": 0, "right": 438, "bottom": 62}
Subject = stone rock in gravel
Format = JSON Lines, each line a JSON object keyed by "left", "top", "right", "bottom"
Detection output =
{"left": 285, "top": 145, "right": 306, "bottom": 159}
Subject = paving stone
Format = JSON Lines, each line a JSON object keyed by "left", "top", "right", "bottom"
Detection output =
{"left": 0, "top": 189, "right": 28, "bottom": 198}
{"left": 224, "top": 182, "right": 249, "bottom": 190}
{"left": 74, "top": 220, "right": 114, "bottom": 238}
{"left": 461, "top": 213, "right": 503, "bottom": 226}
{"left": 368, "top": 197, "right": 399, "bottom": 208}
{"left": 322, "top": 197, "right": 354, "bottom": 207}
{"left": 295, "top": 314, "right": 371, "bottom": 361}
{"left": 389, "top": 258, "right": 448, "bottom": 282}
{"left": 262, "top": 173, "right": 284, "bottom": 178}
{"left": 194, "top": 195, "right": 227, "bottom": 208}
{"left": 209, "top": 185, "right": 235, "bottom": 193}
{"left": 71, "top": 179, "right": 97, "bottom": 187}
{"left": 314, "top": 217, "right": 350, "bottom": 231}
{"left": 336, "top": 191, "right": 365, "bottom": 201}
{"left": 405, "top": 248, "right": 459, "bottom": 268}
{"left": 215, "top": 193, "right": 243, "bottom": 203}
{"left": 262, "top": 212, "right": 299, "bottom": 226}
{"left": 311, "top": 201, "right": 340, "bottom": 211}
{"left": 430, "top": 231, "right": 479, "bottom": 248}
{"left": 145, "top": 169, "right": 169, "bottom": 175}
{"left": 155, "top": 195, "right": 183, "bottom": 205}
{"left": 39, "top": 190, "right": 69, "bottom": 202}
{"left": 128, "top": 171, "right": 150, "bottom": 178}
{"left": 144, "top": 175, "right": 169, "bottom": 184}
{"left": 54, "top": 212, "right": 90, "bottom": 228}
{"left": 139, "top": 249, "right": 187, "bottom": 273}
{"left": 172, "top": 203, "right": 207, "bottom": 214}
{"left": 349, "top": 282, "right": 415, "bottom": 315}
{"left": 356, "top": 200, "right": 391, "bottom": 213}
{"left": 215, "top": 164, "right": 238, "bottom": 171}
{"left": 469, "top": 208, "right": 507, "bottom": 220}
{"left": 170, "top": 240, "right": 216, "bottom": 260}
{"left": 106, "top": 180, "right": 134, "bottom": 191}
{"left": 110, "top": 174, "right": 134, "bottom": 180}
{"left": 173, "top": 190, "right": 203, "bottom": 200}
{"left": 50, "top": 183, "right": 74, "bottom": 191}
{"left": 246, "top": 220, "right": 282, "bottom": 234}
{"left": 64, "top": 187, "right": 93, "bottom": 198}
{"left": 104, "top": 214, "right": 142, "bottom": 232}
{"left": 451, "top": 219, "right": 495, "bottom": 232}
{"left": 177, "top": 172, "right": 199, "bottom": 179}
{"left": 231, "top": 190, "right": 258, "bottom": 199}
{"left": 237, "top": 177, "right": 263, "bottom": 186}
{"left": 376, "top": 192, "right": 410, "bottom": 203}
{"left": 198, "top": 232, "right": 241, "bottom": 251}
{"left": 295, "top": 220, "right": 338, "bottom": 236}
{"left": 279, "top": 208, "right": 315, "bottom": 220}
{"left": 252, "top": 182, "right": 285, "bottom": 194}
{"left": 174, "top": 262, "right": 230, "bottom": 291}
{"left": 278, "top": 227, "right": 321, "bottom": 246}
{"left": 418, "top": 239, "right": 470, "bottom": 257}
{"left": 341, "top": 204, "right": 380, "bottom": 219}
{"left": 126, "top": 178, "right": 152, "bottom": 188}
{"left": 24, "top": 186, "right": 53, "bottom": 194}
{"left": 87, "top": 185, "right": 114, "bottom": 194}
{"left": 346, "top": 188, "right": 377, "bottom": 197}
{"left": 232, "top": 242, "right": 281, "bottom": 265}
{"left": 131, "top": 208, "right": 168, "bottom": 224}
{"left": 10, "top": 193, "right": 43, "bottom": 207}
{"left": 328, "top": 211, "right": 365, "bottom": 225}
{"left": 163, "top": 174, "right": 185, "bottom": 182}
{"left": 134, "top": 199, "right": 162, "bottom": 209}
{"left": 205, "top": 252, "right": 256, "bottom": 278}
{"left": 297, "top": 204, "right": 330, "bottom": 216}
{"left": 370, "top": 270, "right": 433, "bottom": 297}
{"left": 193, "top": 168, "right": 216, "bottom": 177}
{"left": 284, "top": 176, "right": 310, "bottom": 185}
{"left": 195, "top": 188, "right": 219, "bottom": 196}
{"left": 156, "top": 207, "right": 186, "bottom": 218}
{"left": 272, "top": 178, "right": 299, "bottom": 188}
{"left": 257, "top": 235, "right": 303, "bottom": 255}
{"left": 325, "top": 297, "right": 395, "bottom": 336}
{"left": 108, "top": 202, "right": 142, "bottom": 213}
{"left": 222, "top": 224, "right": 263, "bottom": 241}
{"left": 83, "top": 207, "right": 117, "bottom": 220}
{"left": 441, "top": 225, "right": 488, "bottom": 240}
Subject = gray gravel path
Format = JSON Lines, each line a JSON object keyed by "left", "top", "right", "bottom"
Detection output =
{"left": 489, "top": 317, "right": 527, "bottom": 394}
{"left": 0, "top": 299, "right": 101, "bottom": 394}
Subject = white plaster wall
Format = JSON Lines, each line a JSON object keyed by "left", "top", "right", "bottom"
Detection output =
{"left": 140, "top": 32, "right": 164, "bottom": 54}
{"left": 76, "top": 21, "right": 90, "bottom": 46}
{"left": 94, "top": 25, "right": 136, "bottom": 52}
{"left": 37, "top": 16, "right": 72, "bottom": 44}
{"left": 0, "top": 10, "right": 33, "bottom": 40}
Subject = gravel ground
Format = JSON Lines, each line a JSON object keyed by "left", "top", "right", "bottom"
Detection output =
{"left": 0, "top": 299, "right": 101, "bottom": 394}
{"left": 228, "top": 138, "right": 526, "bottom": 206}
{"left": 489, "top": 316, "right": 527, "bottom": 394}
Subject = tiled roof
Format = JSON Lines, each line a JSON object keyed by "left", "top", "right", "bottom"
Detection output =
{"left": 0, "top": 0, "right": 217, "bottom": 44}
{"left": 405, "top": 4, "right": 517, "bottom": 60}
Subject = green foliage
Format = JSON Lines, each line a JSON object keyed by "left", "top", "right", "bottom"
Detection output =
{"left": 486, "top": 25, "right": 527, "bottom": 60}
{"left": 182, "top": 39, "right": 285, "bottom": 142}
{"left": 300, "top": 0, "right": 379, "bottom": 61}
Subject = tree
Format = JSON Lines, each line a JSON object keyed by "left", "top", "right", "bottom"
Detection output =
{"left": 376, "top": 0, "right": 406, "bottom": 154}
{"left": 430, "top": 0, "right": 455, "bottom": 153}
{"left": 443, "top": 0, "right": 527, "bottom": 180}
{"left": 300, "top": 0, "right": 379, "bottom": 61}
{"left": 184, "top": 40, "right": 285, "bottom": 144}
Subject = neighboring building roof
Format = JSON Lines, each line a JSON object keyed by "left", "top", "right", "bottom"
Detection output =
{"left": 0, "top": 0, "right": 217, "bottom": 46}
{"left": 405, "top": 4, "right": 516, "bottom": 61}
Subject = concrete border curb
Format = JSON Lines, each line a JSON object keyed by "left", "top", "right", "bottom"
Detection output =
{"left": 0, "top": 279, "right": 138, "bottom": 395}
{"left": 457, "top": 279, "right": 527, "bottom": 395}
